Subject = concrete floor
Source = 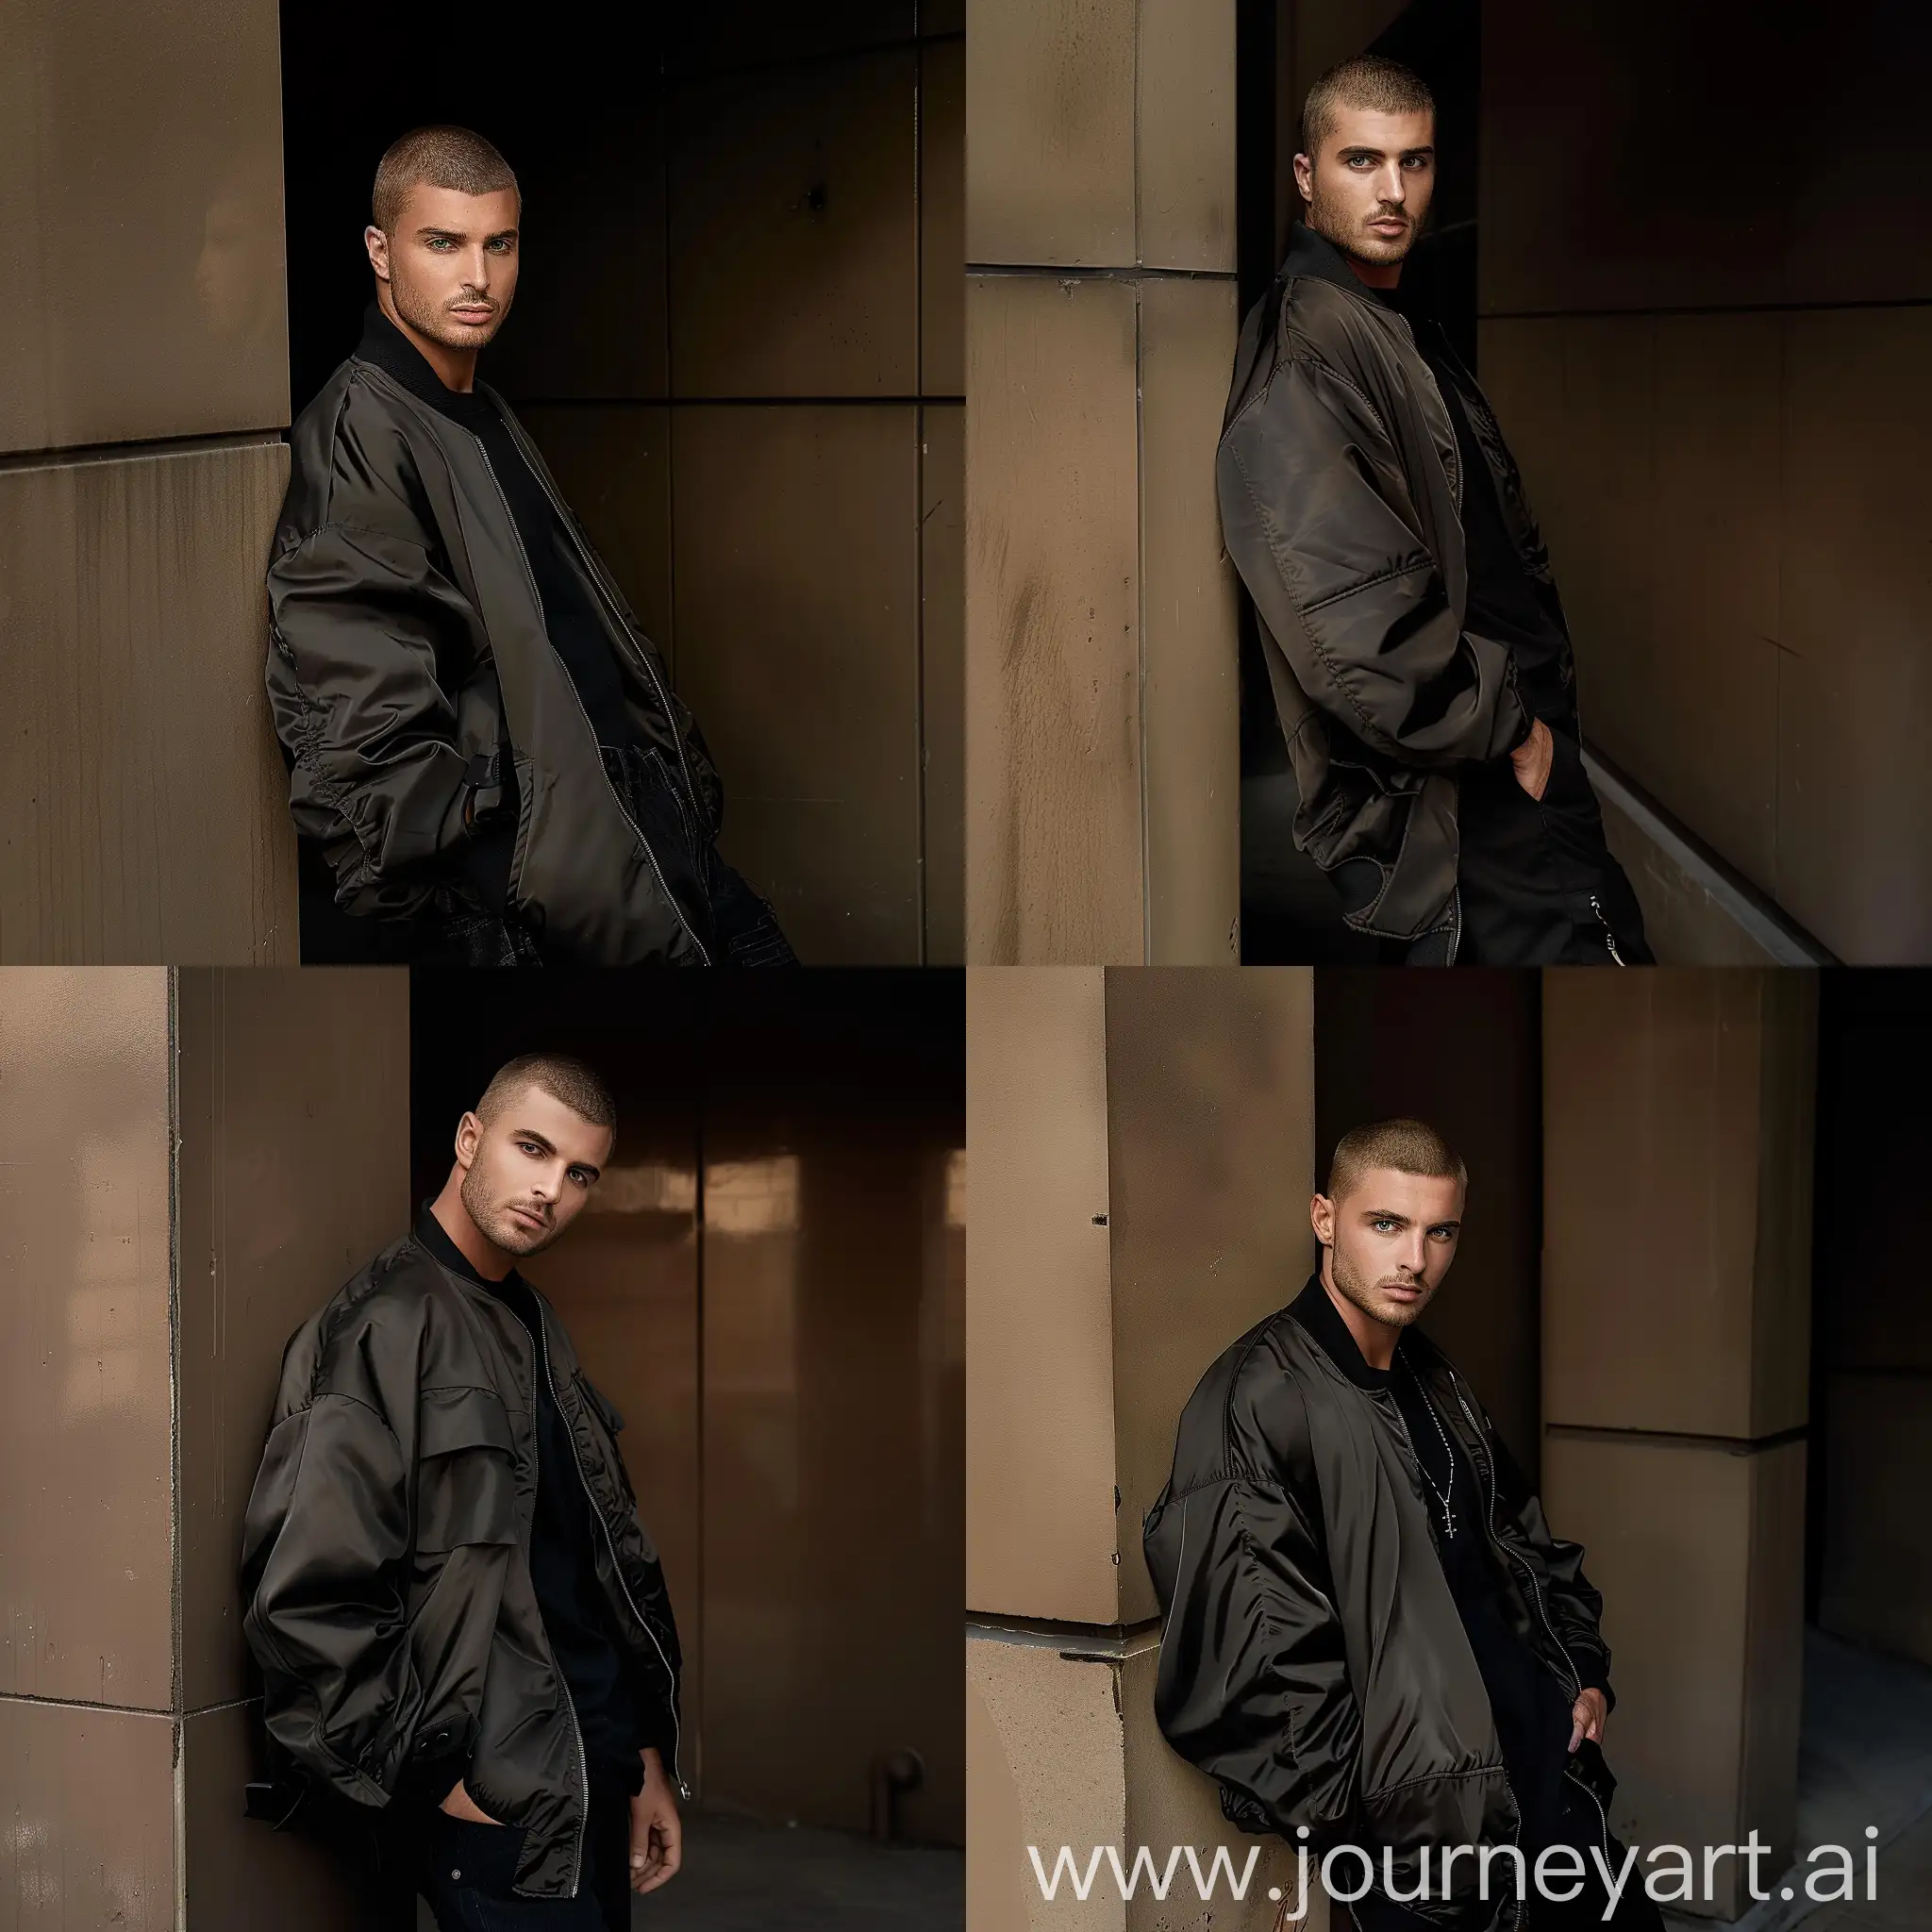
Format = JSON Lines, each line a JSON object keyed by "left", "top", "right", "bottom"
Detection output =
{"left": 415, "top": 1807, "right": 963, "bottom": 1929}
{"left": 1662, "top": 1629, "right": 1932, "bottom": 1932}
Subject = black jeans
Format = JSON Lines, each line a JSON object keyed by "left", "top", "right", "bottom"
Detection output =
{"left": 415, "top": 1785, "right": 637, "bottom": 1931}
{"left": 1349, "top": 1783, "right": 1666, "bottom": 1932}
{"left": 1455, "top": 725, "right": 1653, "bottom": 966}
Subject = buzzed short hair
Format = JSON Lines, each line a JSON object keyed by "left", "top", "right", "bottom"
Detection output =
{"left": 1326, "top": 1117, "right": 1465, "bottom": 1203}
{"left": 1299, "top": 54, "right": 1435, "bottom": 161}
{"left": 372, "top": 125, "right": 519, "bottom": 236}
{"left": 475, "top": 1054, "right": 616, "bottom": 1133}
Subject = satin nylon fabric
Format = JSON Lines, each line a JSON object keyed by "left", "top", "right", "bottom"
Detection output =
{"left": 241, "top": 1234, "right": 683, "bottom": 1901}
{"left": 1144, "top": 1288, "right": 1617, "bottom": 1932}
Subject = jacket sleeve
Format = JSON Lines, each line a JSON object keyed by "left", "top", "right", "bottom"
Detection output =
{"left": 1144, "top": 1476, "right": 1361, "bottom": 1843}
{"left": 241, "top": 1350, "right": 422, "bottom": 1807}
{"left": 1492, "top": 1431, "right": 1613, "bottom": 1706}
{"left": 1217, "top": 349, "right": 1529, "bottom": 770}
{"left": 265, "top": 522, "right": 502, "bottom": 908}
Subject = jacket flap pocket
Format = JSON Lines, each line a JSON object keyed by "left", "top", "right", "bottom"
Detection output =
{"left": 416, "top": 1387, "right": 518, "bottom": 1550}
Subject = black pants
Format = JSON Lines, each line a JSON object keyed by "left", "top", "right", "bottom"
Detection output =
{"left": 1349, "top": 1786, "right": 1666, "bottom": 1932}
{"left": 1454, "top": 726, "right": 1653, "bottom": 966}
{"left": 299, "top": 1774, "right": 635, "bottom": 1932}
{"left": 415, "top": 1786, "right": 637, "bottom": 1931}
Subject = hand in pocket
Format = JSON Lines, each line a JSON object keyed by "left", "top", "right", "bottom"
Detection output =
{"left": 1508, "top": 717, "right": 1553, "bottom": 801}
{"left": 439, "top": 1777, "right": 505, "bottom": 1824}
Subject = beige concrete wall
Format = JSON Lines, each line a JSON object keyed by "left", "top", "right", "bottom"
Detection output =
{"left": 0, "top": 968, "right": 408, "bottom": 1929}
{"left": 1541, "top": 969, "right": 1817, "bottom": 1920}
{"left": 499, "top": 14, "right": 962, "bottom": 963}
{"left": 1479, "top": 1, "right": 1932, "bottom": 961}
{"left": 967, "top": 966, "right": 1319, "bottom": 1927}
{"left": 0, "top": 1, "right": 297, "bottom": 962}
{"left": 966, "top": 0, "right": 1241, "bottom": 964}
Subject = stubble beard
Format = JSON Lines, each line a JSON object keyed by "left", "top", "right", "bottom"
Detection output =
{"left": 389, "top": 267, "right": 506, "bottom": 352}
{"left": 459, "top": 1161, "right": 558, "bottom": 1258}
{"left": 1328, "top": 1240, "right": 1433, "bottom": 1330}
{"left": 1305, "top": 179, "right": 1420, "bottom": 271}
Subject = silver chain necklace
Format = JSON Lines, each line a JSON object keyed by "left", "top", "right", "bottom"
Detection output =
{"left": 1405, "top": 1359, "right": 1458, "bottom": 1541}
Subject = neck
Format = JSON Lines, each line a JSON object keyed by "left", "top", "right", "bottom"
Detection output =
{"left": 429, "top": 1173, "right": 515, "bottom": 1280}
{"left": 377, "top": 283, "right": 479, "bottom": 392}
{"left": 1320, "top": 1252, "right": 1400, "bottom": 1370}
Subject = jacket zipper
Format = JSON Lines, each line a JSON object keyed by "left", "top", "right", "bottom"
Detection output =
{"left": 515, "top": 1313, "right": 591, "bottom": 1899}
{"left": 1451, "top": 1378, "right": 1611, "bottom": 1860}
{"left": 536, "top": 1310, "right": 688, "bottom": 1799}
{"left": 1380, "top": 1381, "right": 1528, "bottom": 1883}
{"left": 472, "top": 439, "right": 712, "bottom": 965}
{"left": 491, "top": 404, "right": 708, "bottom": 836}
{"left": 1588, "top": 894, "right": 1626, "bottom": 966}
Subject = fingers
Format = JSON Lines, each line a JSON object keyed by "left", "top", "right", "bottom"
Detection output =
{"left": 1568, "top": 1717, "right": 1583, "bottom": 1753}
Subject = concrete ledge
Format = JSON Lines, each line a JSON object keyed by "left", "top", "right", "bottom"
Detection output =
{"left": 1584, "top": 745, "right": 1837, "bottom": 967}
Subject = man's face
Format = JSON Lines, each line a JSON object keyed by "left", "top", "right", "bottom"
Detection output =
{"left": 1312, "top": 1165, "right": 1463, "bottom": 1329}
{"left": 1295, "top": 104, "right": 1437, "bottom": 269}
{"left": 455, "top": 1082, "right": 611, "bottom": 1258}
{"left": 365, "top": 182, "right": 521, "bottom": 351}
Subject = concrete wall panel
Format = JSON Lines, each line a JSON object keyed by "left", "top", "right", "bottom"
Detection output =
{"left": 967, "top": 0, "right": 1138, "bottom": 267}
{"left": 966, "top": 968, "right": 1120, "bottom": 1623}
{"left": 673, "top": 405, "right": 922, "bottom": 963}
{"left": 1544, "top": 971, "right": 1814, "bottom": 1440}
{"left": 1542, "top": 1435, "right": 1806, "bottom": 1918}
{"left": 0, "top": 1700, "right": 176, "bottom": 1930}
{"left": 0, "top": 442, "right": 297, "bottom": 964}
{"left": 1138, "top": 0, "right": 1238, "bottom": 273}
{"left": 0, "top": 0, "right": 288, "bottom": 454}
{"left": 484, "top": 106, "right": 670, "bottom": 404}
{"left": 173, "top": 968, "right": 413, "bottom": 1711}
{"left": 671, "top": 49, "right": 918, "bottom": 398}
{"left": 0, "top": 968, "right": 175, "bottom": 1708}
{"left": 1103, "top": 967, "right": 1315, "bottom": 1616}
{"left": 1776, "top": 307, "right": 1932, "bottom": 963}
{"left": 921, "top": 38, "right": 967, "bottom": 394}
{"left": 517, "top": 405, "right": 676, "bottom": 670}
{"left": 181, "top": 1700, "right": 358, "bottom": 1931}
{"left": 967, "top": 274, "right": 1144, "bottom": 963}
{"left": 1140, "top": 276, "right": 1241, "bottom": 963}
{"left": 924, "top": 404, "right": 967, "bottom": 963}
{"left": 700, "top": 1008, "right": 965, "bottom": 1840}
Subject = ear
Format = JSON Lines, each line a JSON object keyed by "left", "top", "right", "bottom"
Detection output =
{"left": 453, "top": 1109, "right": 484, "bottom": 1172}
{"left": 1292, "top": 151, "right": 1314, "bottom": 204}
{"left": 1309, "top": 1191, "right": 1335, "bottom": 1247}
{"left": 364, "top": 224, "right": 391, "bottom": 283}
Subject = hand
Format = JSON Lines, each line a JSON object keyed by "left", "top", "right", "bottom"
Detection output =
{"left": 439, "top": 1777, "right": 503, "bottom": 1824}
{"left": 1509, "top": 717, "right": 1554, "bottom": 800}
{"left": 629, "top": 1747, "right": 683, "bottom": 1894}
{"left": 1569, "top": 1688, "right": 1608, "bottom": 1754}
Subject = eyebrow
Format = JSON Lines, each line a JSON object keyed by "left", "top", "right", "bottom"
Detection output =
{"left": 1361, "top": 1207, "right": 1460, "bottom": 1229}
{"left": 1337, "top": 144, "right": 1436, "bottom": 161}
{"left": 414, "top": 225, "right": 519, "bottom": 242}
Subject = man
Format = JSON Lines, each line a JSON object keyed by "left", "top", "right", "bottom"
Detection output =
{"left": 266, "top": 125, "right": 793, "bottom": 967}
{"left": 1220, "top": 58, "right": 1651, "bottom": 964}
{"left": 1144, "top": 1120, "right": 1661, "bottom": 1930}
{"left": 241, "top": 1054, "right": 685, "bottom": 1929}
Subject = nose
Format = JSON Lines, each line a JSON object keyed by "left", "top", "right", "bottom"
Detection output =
{"left": 1397, "top": 1227, "right": 1429, "bottom": 1276}
{"left": 1379, "top": 162, "right": 1407, "bottom": 208}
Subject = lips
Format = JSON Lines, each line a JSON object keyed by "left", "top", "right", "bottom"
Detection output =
{"left": 508, "top": 1206, "right": 548, "bottom": 1232}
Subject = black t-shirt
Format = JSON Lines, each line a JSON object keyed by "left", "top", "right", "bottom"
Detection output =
{"left": 1407, "top": 322, "right": 1574, "bottom": 728}
{"left": 415, "top": 1208, "right": 649, "bottom": 1790}
{"left": 1381, "top": 1346, "right": 1577, "bottom": 1851}
{"left": 363, "top": 309, "right": 641, "bottom": 757}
